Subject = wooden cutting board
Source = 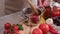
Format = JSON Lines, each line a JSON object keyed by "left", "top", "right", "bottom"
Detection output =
{"left": 19, "top": 21, "right": 40, "bottom": 34}
{"left": 19, "top": 23, "right": 30, "bottom": 34}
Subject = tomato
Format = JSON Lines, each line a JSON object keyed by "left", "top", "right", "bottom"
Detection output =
{"left": 48, "top": 24, "right": 59, "bottom": 34}
{"left": 4, "top": 23, "right": 11, "bottom": 29}
{"left": 4, "top": 30, "right": 8, "bottom": 34}
{"left": 43, "top": 6, "right": 51, "bottom": 20}
{"left": 15, "top": 30, "right": 19, "bottom": 34}
{"left": 53, "top": 6, "right": 58, "bottom": 12}
{"left": 31, "top": 13, "right": 39, "bottom": 24}
{"left": 4, "top": 30, "right": 10, "bottom": 34}
{"left": 39, "top": 24, "right": 49, "bottom": 33}
{"left": 12, "top": 32, "right": 16, "bottom": 34}
{"left": 32, "top": 28, "right": 43, "bottom": 34}
{"left": 12, "top": 31, "right": 19, "bottom": 34}
{"left": 52, "top": 11, "right": 60, "bottom": 17}
{"left": 12, "top": 24, "right": 18, "bottom": 31}
{"left": 31, "top": 13, "right": 38, "bottom": 16}
{"left": 52, "top": 6, "right": 60, "bottom": 17}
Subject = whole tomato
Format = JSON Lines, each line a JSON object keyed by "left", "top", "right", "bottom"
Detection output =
{"left": 12, "top": 31, "right": 19, "bottom": 34}
{"left": 32, "top": 28, "right": 43, "bottom": 34}
{"left": 52, "top": 6, "right": 60, "bottom": 17}
{"left": 12, "top": 31, "right": 16, "bottom": 34}
{"left": 39, "top": 24, "right": 49, "bottom": 34}
{"left": 31, "top": 13, "right": 39, "bottom": 24}
{"left": 53, "top": 6, "right": 58, "bottom": 12}
{"left": 12, "top": 30, "right": 19, "bottom": 34}
{"left": 52, "top": 11, "right": 60, "bottom": 17}
{"left": 43, "top": 6, "right": 52, "bottom": 20}
{"left": 4, "top": 23, "right": 11, "bottom": 29}
{"left": 15, "top": 30, "right": 19, "bottom": 34}
{"left": 48, "top": 24, "right": 59, "bottom": 34}
{"left": 4, "top": 30, "right": 10, "bottom": 34}
{"left": 12, "top": 24, "right": 18, "bottom": 31}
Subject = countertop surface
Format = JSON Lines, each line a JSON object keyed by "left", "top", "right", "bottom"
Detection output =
{"left": 0, "top": 12, "right": 60, "bottom": 34}
{"left": 0, "top": 12, "right": 25, "bottom": 34}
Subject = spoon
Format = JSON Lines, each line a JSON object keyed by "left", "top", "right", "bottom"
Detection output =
{"left": 26, "top": 0, "right": 38, "bottom": 14}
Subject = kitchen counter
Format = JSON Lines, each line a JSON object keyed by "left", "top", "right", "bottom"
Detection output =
{"left": 0, "top": 12, "right": 25, "bottom": 34}
{"left": 0, "top": 12, "right": 60, "bottom": 34}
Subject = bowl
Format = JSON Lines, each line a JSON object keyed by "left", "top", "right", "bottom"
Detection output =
{"left": 22, "top": 7, "right": 42, "bottom": 26}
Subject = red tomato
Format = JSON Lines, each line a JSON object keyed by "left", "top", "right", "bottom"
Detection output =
{"left": 15, "top": 30, "right": 19, "bottom": 34}
{"left": 31, "top": 13, "right": 39, "bottom": 24}
{"left": 53, "top": 6, "right": 58, "bottom": 12}
{"left": 39, "top": 24, "right": 49, "bottom": 33}
{"left": 48, "top": 24, "right": 59, "bottom": 34}
{"left": 31, "top": 13, "right": 38, "bottom": 16}
{"left": 32, "top": 28, "right": 43, "bottom": 34}
{"left": 4, "top": 23, "right": 11, "bottom": 29}
{"left": 4, "top": 30, "right": 10, "bottom": 34}
{"left": 52, "top": 6, "right": 60, "bottom": 17}
{"left": 12, "top": 32, "right": 16, "bottom": 34}
{"left": 52, "top": 11, "right": 60, "bottom": 17}
{"left": 12, "top": 30, "right": 19, "bottom": 34}
{"left": 12, "top": 24, "right": 18, "bottom": 31}
{"left": 43, "top": 6, "right": 52, "bottom": 19}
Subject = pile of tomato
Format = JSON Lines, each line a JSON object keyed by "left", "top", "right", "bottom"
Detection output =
{"left": 3, "top": 23, "right": 23, "bottom": 34}
{"left": 32, "top": 6, "right": 60, "bottom": 34}
{"left": 51, "top": 6, "right": 60, "bottom": 26}
{"left": 32, "top": 23, "right": 59, "bottom": 34}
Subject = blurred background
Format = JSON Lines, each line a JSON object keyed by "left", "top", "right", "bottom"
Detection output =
{"left": 0, "top": 0, "right": 60, "bottom": 17}
{"left": 0, "top": 0, "right": 27, "bottom": 17}
{"left": 0, "top": 0, "right": 38, "bottom": 17}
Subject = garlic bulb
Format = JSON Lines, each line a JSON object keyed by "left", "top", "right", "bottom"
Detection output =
{"left": 46, "top": 18, "right": 53, "bottom": 24}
